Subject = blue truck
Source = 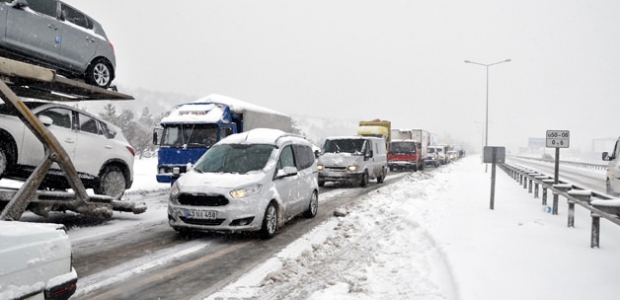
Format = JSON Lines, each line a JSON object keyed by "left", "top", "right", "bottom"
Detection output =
{"left": 153, "top": 94, "right": 293, "bottom": 183}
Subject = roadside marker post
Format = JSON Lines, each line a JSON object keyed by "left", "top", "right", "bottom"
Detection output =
{"left": 546, "top": 130, "right": 570, "bottom": 215}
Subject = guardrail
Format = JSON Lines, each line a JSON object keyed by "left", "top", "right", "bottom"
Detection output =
{"left": 511, "top": 155, "right": 607, "bottom": 171}
{"left": 500, "top": 162, "right": 620, "bottom": 248}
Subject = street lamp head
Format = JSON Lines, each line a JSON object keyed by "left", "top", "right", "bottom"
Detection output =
{"left": 464, "top": 60, "right": 471, "bottom": 63}
{"left": 505, "top": 59, "right": 511, "bottom": 62}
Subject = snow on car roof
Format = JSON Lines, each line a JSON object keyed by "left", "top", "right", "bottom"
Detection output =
{"left": 326, "top": 135, "right": 383, "bottom": 141}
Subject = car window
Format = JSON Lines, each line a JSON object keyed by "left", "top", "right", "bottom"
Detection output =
{"left": 293, "top": 144, "right": 314, "bottom": 170}
{"left": 277, "top": 146, "right": 296, "bottom": 170}
{"left": 61, "top": 3, "right": 92, "bottom": 29}
{"left": 37, "top": 107, "right": 73, "bottom": 129}
{"left": 27, "top": 0, "right": 58, "bottom": 18}
{"left": 78, "top": 113, "right": 99, "bottom": 134}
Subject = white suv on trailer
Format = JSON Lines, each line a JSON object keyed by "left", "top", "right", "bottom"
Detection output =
{"left": 0, "top": 100, "right": 134, "bottom": 199}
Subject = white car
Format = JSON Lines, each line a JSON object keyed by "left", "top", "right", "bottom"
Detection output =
{"left": 0, "top": 221, "right": 77, "bottom": 300}
{"left": 168, "top": 128, "right": 319, "bottom": 239}
{"left": 0, "top": 100, "right": 134, "bottom": 199}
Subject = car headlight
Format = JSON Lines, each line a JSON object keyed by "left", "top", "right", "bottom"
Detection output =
{"left": 230, "top": 184, "right": 262, "bottom": 199}
{"left": 317, "top": 164, "right": 324, "bottom": 171}
{"left": 347, "top": 165, "right": 358, "bottom": 172}
{"left": 170, "top": 181, "right": 181, "bottom": 202}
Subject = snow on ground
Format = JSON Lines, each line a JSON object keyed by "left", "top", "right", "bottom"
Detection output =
{"left": 207, "top": 156, "right": 620, "bottom": 300}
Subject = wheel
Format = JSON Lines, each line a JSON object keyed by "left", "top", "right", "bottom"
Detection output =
{"left": 606, "top": 180, "right": 616, "bottom": 196}
{"left": 377, "top": 168, "right": 385, "bottom": 183}
{"left": 318, "top": 180, "right": 325, "bottom": 187}
{"left": 0, "top": 144, "right": 8, "bottom": 179}
{"left": 435, "top": 162, "right": 439, "bottom": 167}
{"left": 85, "top": 58, "right": 113, "bottom": 88}
{"left": 419, "top": 162, "right": 424, "bottom": 171}
{"left": 360, "top": 171, "right": 369, "bottom": 187}
{"left": 95, "top": 165, "right": 126, "bottom": 199}
{"left": 303, "top": 191, "right": 318, "bottom": 218}
{"left": 260, "top": 203, "right": 278, "bottom": 239}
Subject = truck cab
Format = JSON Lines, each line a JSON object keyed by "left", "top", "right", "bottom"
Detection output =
{"left": 388, "top": 139, "right": 423, "bottom": 171}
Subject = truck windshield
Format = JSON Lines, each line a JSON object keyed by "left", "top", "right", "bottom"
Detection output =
{"left": 161, "top": 124, "right": 218, "bottom": 148}
{"left": 389, "top": 142, "right": 416, "bottom": 154}
{"left": 323, "top": 139, "right": 366, "bottom": 155}
{"left": 193, "top": 144, "right": 276, "bottom": 174}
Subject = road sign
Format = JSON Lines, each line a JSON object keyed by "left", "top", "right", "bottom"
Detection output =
{"left": 483, "top": 146, "right": 506, "bottom": 163}
{"left": 546, "top": 130, "right": 570, "bottom": 148}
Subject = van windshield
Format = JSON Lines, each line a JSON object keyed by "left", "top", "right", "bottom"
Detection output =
{"left": 323, "top": 139, "right": 366, "bottom": 155}
{"left": 193, "top": 144, "right": 276, "bottom": 174}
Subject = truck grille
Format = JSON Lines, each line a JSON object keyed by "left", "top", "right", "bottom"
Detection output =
{"left": 178, "top": 194, "right": 229, "bottom": 206}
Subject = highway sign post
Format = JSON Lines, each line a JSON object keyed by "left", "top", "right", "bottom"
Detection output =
{"left": 546, "top": 130, "right": 570, "bottom": 215}
{"left": 484, "top": 146, "right": 505, "bottom": 210}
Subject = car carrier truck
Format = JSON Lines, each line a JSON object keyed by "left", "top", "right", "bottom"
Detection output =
{"left": 153, "top": 94, "right": 293, "bottom": 183}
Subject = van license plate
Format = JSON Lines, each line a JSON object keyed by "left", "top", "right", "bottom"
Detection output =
{"left": 186, "top": 210, "right": 217, "bottom": 219}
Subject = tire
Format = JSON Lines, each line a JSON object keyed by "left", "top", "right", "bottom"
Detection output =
{"left": 85, "top": 58, "right": 113, "bottom": 88}
{"left": 0, "top": 144, "right": 8, "bottom": 179}
{"left": 606, "top": 180, "right": 616, "bottom": 196}
{"left": 95, "top": 165, "right": 126, "bottom": 199}
{"left": 260, "top": 203, "right": 278, "bottom": 239}
{"left": 360, "top": 171, "right": 369, "bottom": 187}
{"left": 318, "top": 180, "right": 325, "bottom": 187}
{"left": 377, "top": 168, "right": 385, "bottom": 183}
{"left": 303, "top": 191, "right": 318, "bottom": 218}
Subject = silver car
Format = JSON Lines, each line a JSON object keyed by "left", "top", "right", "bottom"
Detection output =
{"left": 0, "top": 101, "right": 134, "bottom": 199}
{"left": 0, "top": 0, "right": 116, "bottom": 88}
{"left": 168, "top": 128, "right": 319, "bottom": 239}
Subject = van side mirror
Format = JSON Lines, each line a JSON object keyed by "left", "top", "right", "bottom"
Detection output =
{"left": 276, "top": 166, "right": 297, "bottom": 178}
{"left": 314, "top": 150, "right": 321, "bottom": 158}
{"left": 13, "top": 0, "right": 29, "bottom": 9}
{"left": 365, "top": 150, "right": 373, "bottom": 159}
{"left": 602, "top": 152, "right": 611, "bottom": 161}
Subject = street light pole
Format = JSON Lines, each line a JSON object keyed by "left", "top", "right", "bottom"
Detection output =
{"left": 465, "top": 59, "right": 511, "bottom": 172}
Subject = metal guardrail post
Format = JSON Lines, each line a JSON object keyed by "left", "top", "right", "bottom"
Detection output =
{"left": 528, "top": 178, "right": 533, "bottom": 193}
{"left": 567, "top": 199, "right": 576, "bottom": 227}
{"left": 534, "top": 182, "right": 539, "bottom": 198}
{"left": 552, "top": 193, "right": 559, "bottom": 215}
{"left": 591, "top": 213, "right": 600, "bottom": 248}
{"left": 542, "top": 186, "right": 548, "bottom": 206}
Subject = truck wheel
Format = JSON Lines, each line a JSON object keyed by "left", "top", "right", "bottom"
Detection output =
{"left": 419, "top": 163, "right": 425, "bottom": 171}
{"left": 360, "top": 171, "right": 369, "bottom": 187}
{"left": 318, "top": 180, "right": 325, "bottom": 187}
{"left": 95, "top": 165, "right": 126, "bottom": 199}
{"left": 260, "top": 203, "right": 278, "bottom": 239}
{"left": 303, "top": 191, "right": 318, "bottom": 218}
{"left": 85, "top": 58, "right": 113, "bottom": 88}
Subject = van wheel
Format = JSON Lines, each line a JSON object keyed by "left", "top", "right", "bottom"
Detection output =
{"left": 95, "top": 165, "right": 126, "bottom": 199}
{"left": 606, "top": 180, "right": 615, "bottom": 196}
{"left": 85, "top": 58, "right": 113, "bottom": 88}
{"left": 377, "top": 168, "right": 385, "bottom": 184}
{"left": 260, "top": 203, "right": 278, "bottom": 239}
{"left": 303, "top": 192, "right": 318, "bottom": 218}
{"left": 360, "top": 171, "right": 369, "bottom": 187}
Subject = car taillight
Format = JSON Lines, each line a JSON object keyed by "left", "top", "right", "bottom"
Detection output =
{"left": 126, "top": 146, "right": 135, "bottom": 156}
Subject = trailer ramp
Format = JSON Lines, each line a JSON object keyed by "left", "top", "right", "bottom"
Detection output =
{"left": 0, "top": 57, "right": 146, "bottom": 220}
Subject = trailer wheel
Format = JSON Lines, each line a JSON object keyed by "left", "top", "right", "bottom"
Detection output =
{"left": 95, "top": 165, "right": 126, "bottom": 199}
{"left": 85, "top": 58, "right": 113, "bottom": 88}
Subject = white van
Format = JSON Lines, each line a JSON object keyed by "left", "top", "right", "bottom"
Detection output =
{"left": 602, "top": 137, "right": 620, "bottom": 196}
{"left": 317, "top": 136, "right": 388, "bottom": 187}
{"left": 168, "top": 128, "right": 319, "bottom": 239}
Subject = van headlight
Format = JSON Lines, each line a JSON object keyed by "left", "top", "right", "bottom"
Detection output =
{"left": 317, "top": 164, "right": 324, "bottom": 171}
{"left": 170, "top": 181, "right": 181, "bottom": 202}
{"left": 230, "top": 184, "right": 262, "bottom": 199}
{"left": 347, "top": 165, "right": 358, "bottom": 172}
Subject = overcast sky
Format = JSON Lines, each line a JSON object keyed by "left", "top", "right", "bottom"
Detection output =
{"left": 65, "top": 0, "right": 620, "bottom": 153}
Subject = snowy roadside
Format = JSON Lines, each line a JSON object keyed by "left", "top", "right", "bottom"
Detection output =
{"left": 206, "top": 156, "right": 620, "bottom": 300}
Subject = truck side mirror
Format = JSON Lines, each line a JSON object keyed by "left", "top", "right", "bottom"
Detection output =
{"left": 153, "top": 131, "right": 159, "bottom": 145}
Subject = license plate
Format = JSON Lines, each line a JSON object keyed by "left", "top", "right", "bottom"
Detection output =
{"left": 185, "top": 210, "right": 217, "bottom": 219}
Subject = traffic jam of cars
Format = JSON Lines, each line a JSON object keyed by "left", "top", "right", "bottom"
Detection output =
{"left": 0, "top": 1, "right": 468, "bottom": 299}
